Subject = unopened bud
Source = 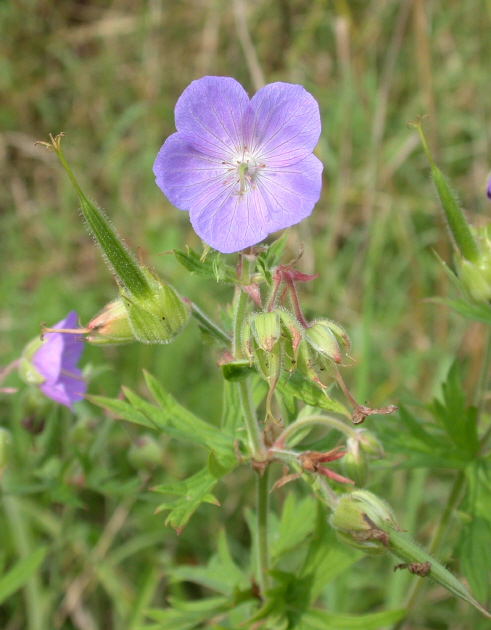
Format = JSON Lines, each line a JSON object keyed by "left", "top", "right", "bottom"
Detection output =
{"left": 250, "top": 311, "right": 281, "bottom": 352}
{"left": 86, "top": 299, "right": 135, "bottom": 345}
{"left": 121, "top": 268, "right": 191, "bottom": 344}
{"left": 305, "top": 321, "right": 342, "bottom": 364}
{"left": 330, "top": 490, "right": 398, "bottom": 555}
{"left": 357, "top": 430, "right": 385, "bottom": 459}
{"left": 341, "top": 445, "right": 368, "bottom": 487}
{"left": 457, "top": 254, "right": 491, "bottom": 304}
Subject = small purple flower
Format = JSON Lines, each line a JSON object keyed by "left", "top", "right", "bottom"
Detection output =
{"left": 153, "top": 76, "right": 323, "bottom": 253}
{"left": 487, "top": 177, "right": 491, "bottom": 200}
{"left": 30, "top": 311, "right": 86, "bottom": 409}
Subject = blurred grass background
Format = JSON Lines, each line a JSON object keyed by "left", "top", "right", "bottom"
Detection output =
{"left": 1, "top": 0, "right": 491, "bottom": 628}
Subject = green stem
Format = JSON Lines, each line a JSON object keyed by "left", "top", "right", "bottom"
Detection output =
{"left": 392, "top": 471, "right": 466, "bottom": 630}
{"left": 190, "top": 302, "right": 230, "bottom": 346}
{"left": 238, "top": 380, "right": 265, "bottom": 461}
{"left": 277, "top": 414, "right": 358, "bottom": 447}
{"left": 256, "top": 466, "right": 270, "bottom": 594}
{"left": 233, "top": 256, "right": 266, "bottom": 461}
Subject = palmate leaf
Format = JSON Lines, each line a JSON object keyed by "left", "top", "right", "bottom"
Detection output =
{"left": 169, "top": 530, "right": 248, "bottom": 596}
{"left": 153, "top": 468, "right": 220, "bottom": 533}
{"left": 89, "top": 372, "right": 237, "bottom": 469}
{"left": 427, "top": 362, "right": 479, "bottom": 455}
{"left": 377, "top": 406, "right": 472, "bottom": 469}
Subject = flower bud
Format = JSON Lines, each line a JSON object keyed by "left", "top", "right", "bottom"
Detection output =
{"left": 128, "top": 434, "right": 164, "bottom": 470}
{"left": 304, "top": 321, "right": 342, "bottom": 364}
{"left": 86, "top": 299, "right": 135, "bottom": 345}
{"left": 250, "top": 311, "right": 281, "bottom": 352}
{"left": 357, "top": 429, "right": 385, "bottom": 459}
{"left": 121, "top": 268, "right": 191, "bottom": 344}
{"left": 457, "top": 253, "right": 491, "bottom": 304}
{"left": 330, "top": 490, "right": 398, "bottom": 555}
{"left": 18, "top": 337, "right": 45, "bottom": 386}
{"left": 341, "top": 444, "right": 368, "bottom": 487}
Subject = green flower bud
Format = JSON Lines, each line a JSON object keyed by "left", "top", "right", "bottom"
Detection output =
{"left": 304, "top": 321, "right": 342, "bottom": 364}
{"left": 250, "top": 311, "right": 281, "bottom": 352}
{"left": 128, "top": 434, "right": 164, "bottom": 470}
{"left": 86, "top": 299, "right": 135, "bottom": 345}
{"left": 457, "top": 252, "right": 491, "bottom": 304}
{"left": 357, "top": 429, "right": 385, "bottom": 459}
{"left": 121, "top": 268, "right": 191, "bottom": 344}
{"left": 341, "top": 446, "right": 368, "bottom": 487}
{"left": 18, "top": 337, "right": 45, "bottom": 385}
{"left": 330, "top": 490, "right": 398, "bottom": 555}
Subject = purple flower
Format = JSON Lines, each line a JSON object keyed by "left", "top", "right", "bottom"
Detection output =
{"left": 153, "top": 76, "right": 323, "bottom": 254}
{"left": 487, "top": 177, "right": 491, "bottom": 200}
{"left": 30, "top": 311, "right": 86, "bottom": 409}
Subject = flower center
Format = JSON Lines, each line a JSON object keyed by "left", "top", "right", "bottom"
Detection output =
{"left": 223, "top": 148, "right": 265, "bottom": 197}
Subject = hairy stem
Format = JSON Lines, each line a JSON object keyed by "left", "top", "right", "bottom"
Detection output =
{"left": 190, "top": 301, "right": 230, "bottom": 346}
{"left": 392, "top": 471, "right": 466, "bottom": 630}
{"left": 256, "top": 466, "right": 270, "bottom": 593}
{"left": 276, "top": 413, "right": 357, "bottom": 447}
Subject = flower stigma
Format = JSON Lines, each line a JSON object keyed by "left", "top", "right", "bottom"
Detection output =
{"left": 223, "top": 146, "right": 265, "bottom": 198}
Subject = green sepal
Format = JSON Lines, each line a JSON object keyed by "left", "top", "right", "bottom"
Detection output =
{"left": 121, "top": 268, "right": 191, "bottom": 344}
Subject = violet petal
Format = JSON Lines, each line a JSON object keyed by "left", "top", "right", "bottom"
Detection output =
{"left": 246, "top": 82, "right": 321, "bottom": 167}
{"left": 174, "top": 76, "right": 249, "bottom": 160}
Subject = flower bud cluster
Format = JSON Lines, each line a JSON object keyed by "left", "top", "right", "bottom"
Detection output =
{"left": 242, "top": 307, "right": 351, "bottom": 420}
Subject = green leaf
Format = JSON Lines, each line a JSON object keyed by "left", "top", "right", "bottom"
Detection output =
{"left": 297, "top": 607, "right": 407, "bottom": 630}
{"left": 277, "top": 372, "right": 351, "bottom": 419}
{"left": 171, "top": 248, "right": 236, "bottom": 283}
{"left": 87, "top": 394, "right": 157, "bottom": 430}
{"left": 169, "top": 530, "right": 247, "bottom": 596}
{"left": 377, "top": 407, "right": 470, "bottom": 469}
{"left": 0, "top": 546, "right": 47, "bottom": 605}
{"left": 221, "top": 380, "right": 243, "bottom": 435}
{"left": 143, "top": 596, "right": 229, "bottom": 630}
{"left": 433, "top": 297, "right": 491, "bottom": 325}
{"left": 428, "top": 362, "right": 479, "bottom": 456}
{"left": 299, "top": 505, "right": 359, "bottom": 603}
{"left": 270, "top": 494, "right": 317, "bottom": 563}
{"left": 153, "top": 468, "right": 220, "bottom": 532}
{"left": 143, "top": 371, "right": 237, "bottom": 467}
{"left": 460, "top": 517, "right": 491, "bottom": 603}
